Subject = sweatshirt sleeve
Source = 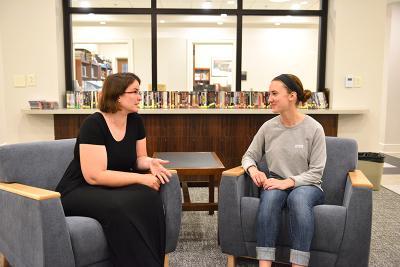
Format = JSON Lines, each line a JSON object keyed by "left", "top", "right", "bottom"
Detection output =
{"left": 291, "top": 126, "right": 326, "bottom": 187}
{"left": 242, "top": 124, "right": 266, "bottom": 173}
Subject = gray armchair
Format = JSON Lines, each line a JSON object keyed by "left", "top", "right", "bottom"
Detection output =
{"left": 0, "top": 139, "right": 182, "bottom": 267}
{"left": 218, "top": 137, "right": 373, "bottom": 267}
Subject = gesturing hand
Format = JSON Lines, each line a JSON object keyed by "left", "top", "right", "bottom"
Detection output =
{"left": 149, "top": 158, "right": 172, "bottom": 184}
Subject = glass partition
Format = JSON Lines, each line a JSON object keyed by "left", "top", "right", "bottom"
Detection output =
{"left": 157, "top": 0, "right": 237, "bottom": 9}
{"left": 243, "top": 0, "right": 320, "bottom": 10}
{"left": 71, "top": 0, "right": 151, "bottom": 8}
{"left": 71, "top": 14, "right": 152, "bottom": 90}
{"left": 157, "top": 15, "right": 236, "bottom": 91}
{"left": 242, "top": 16, "right": 320, "bottom": 92}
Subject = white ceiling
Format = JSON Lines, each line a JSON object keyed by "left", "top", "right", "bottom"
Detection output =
{"left": 71, "top": 0, "right": 320, "bottom": 10}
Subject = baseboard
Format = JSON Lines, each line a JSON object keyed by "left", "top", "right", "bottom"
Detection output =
{"left": 379, "top": 143, "right": 400, "bottom": 154}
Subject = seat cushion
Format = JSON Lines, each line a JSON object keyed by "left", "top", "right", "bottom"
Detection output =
{"left": 66, "top": 216, "right": 110, "bottom": 267}
{"left": 241, "top": 197, "right": 346, "bottom": 254}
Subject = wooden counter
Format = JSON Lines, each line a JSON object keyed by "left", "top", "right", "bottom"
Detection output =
{"left": 23, "top": 108, "right": 367, "bottom": 169}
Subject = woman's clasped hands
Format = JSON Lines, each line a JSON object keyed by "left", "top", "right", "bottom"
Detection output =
{"left": 248, "top": 166, "right": 294, "bottom": 190}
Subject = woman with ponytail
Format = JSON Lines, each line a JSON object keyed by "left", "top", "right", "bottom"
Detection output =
{"left": 242, "top": 74, "right": 326, "bottom": 267}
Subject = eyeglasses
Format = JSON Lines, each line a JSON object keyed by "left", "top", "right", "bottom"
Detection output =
{"left": 123, "top": 90, "right": 139, "bottom": 95}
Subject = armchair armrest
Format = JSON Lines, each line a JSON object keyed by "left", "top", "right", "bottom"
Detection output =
{"left": 338, "top": 170, "right": 373, "bottom": 266}
{"left": 223, "top": 166, "right": 245, "bottom": 176}
{"left": 160, "top": 170, "right": 182, "bottom": 253}
{"left": 348, "top": 170, "right": 373, "bottom": 189}
{"left": 0, "top": 182, "right": 60, "bottom": 200}
{"left": 0, "top": 182, "right": 75, "bottom": 267}
{"left": 218, "top": 166, "right": 250, "bottom": 256}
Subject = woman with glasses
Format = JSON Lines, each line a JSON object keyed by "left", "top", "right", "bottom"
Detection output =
{"left": 56, "top": 73, "right": 171, "bottom": 267}
{"left": 242, "top": 74, "right": 326, "bottom": 267}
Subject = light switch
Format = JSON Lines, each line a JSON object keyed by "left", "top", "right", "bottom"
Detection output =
{"left": 13, "top": 75, "right": 26, "bottom": 87}
{"left": 353, "top": 76, "right": 362, "bottom": 88}
{"left": 27, "top": 74, "right": 36, "bottom": 87}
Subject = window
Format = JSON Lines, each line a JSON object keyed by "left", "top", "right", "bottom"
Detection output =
{"left": 157, "top": 15, "right": 236, "bottom": 91}
{"left": 64, "top": 0, "right": 327, "bottom": 94}
{"left": 70, "top": 0, "right": 151, "bottom": 8}
{"left": 242, "top": 16, "right": 320, "bottom": 91}
{"left": 243, "top": 0, "right": 320, "bottom": 10}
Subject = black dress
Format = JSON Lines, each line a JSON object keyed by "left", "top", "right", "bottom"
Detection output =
{"left": 56, "top": 112, "right": 165, "bottom": 267}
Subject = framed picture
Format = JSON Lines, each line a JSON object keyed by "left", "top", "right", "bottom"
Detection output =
{"left": 211, "top": 58, "right": 232, "bottom": 77}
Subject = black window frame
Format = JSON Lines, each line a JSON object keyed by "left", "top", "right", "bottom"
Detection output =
{"left": 63, "top": 0, "right": 328, "bottom": 93}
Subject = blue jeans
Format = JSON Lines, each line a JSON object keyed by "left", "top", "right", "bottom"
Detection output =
{"left": 256, "top": 186, "right": 324, "bottom": 266}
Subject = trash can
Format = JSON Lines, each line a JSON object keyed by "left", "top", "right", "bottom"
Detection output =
{"left": 357, "top": 152, "right": 385, "bottom": 190}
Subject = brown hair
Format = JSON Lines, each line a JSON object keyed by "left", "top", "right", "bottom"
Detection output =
{"left": 98, "top": 73, "right": 141, "bottom": 113}
{"left": 272, "top": 74, "right": 311, "bottom": 105}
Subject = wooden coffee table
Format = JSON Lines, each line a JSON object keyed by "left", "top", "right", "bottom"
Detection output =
{"left": 153, "top": 152, "right": 225, "bottom": 215}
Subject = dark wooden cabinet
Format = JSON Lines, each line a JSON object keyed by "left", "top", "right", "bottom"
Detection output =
{"left": 54, "top": 113, "right": 338, "bottom": 170}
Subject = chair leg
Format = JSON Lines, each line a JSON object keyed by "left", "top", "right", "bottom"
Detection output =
{"left": 227, "top": 255, "right": 236, "bottom": 267}
{"left": 164, "top": 254, "right": 169, "bottom": 267}
{"left": 1, "top": 253, "right": 10, "bottom": 267}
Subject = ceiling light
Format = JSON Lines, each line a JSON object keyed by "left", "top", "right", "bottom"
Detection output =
{"left": 301, "top": 1, "right": 308, "bottom": 4}
{"left": 274, "top": 22, "right": 281, "bottom": 26}
{"left": 80, "top": 1, "right": 90, "bottom": 8}
{"left": 227, "top": 1, "right": 235, "bottom": 4}
{"left": 291, "top": 3, "right": 301, "bottom": 9}
{"left": 202, "top": 1, "right": 212, "bottom": 9}
{"left": 160, "top": 20, "right": 166, "bottom": 24}
{"left": 217, "top": 21, "right": 224, "bottom": 25}
{"left": 269, "top": 0, "right": 290, "bottom": 3}
{"left": 100, "top": 21, "right": 106, "bottom": 25}
{"left": 221, "top": 14, "right": 228, "bottom": 17}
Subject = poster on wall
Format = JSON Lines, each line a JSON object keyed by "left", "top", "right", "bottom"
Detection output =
{"left": 211, "top": 58, "right": 232, "bottom": 77}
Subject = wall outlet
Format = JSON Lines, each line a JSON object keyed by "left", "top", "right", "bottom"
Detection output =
{"left": 13, "top": 75, "right": 26, "bottom": 87}
{"left": 27, "top": 74, "right": 36, "bottom": 87}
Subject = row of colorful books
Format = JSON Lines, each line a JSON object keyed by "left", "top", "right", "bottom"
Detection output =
{"left": 66, "top": 91, "right": 99, "bottom": 109}
{"left": 65, "top": 90, "right": 328, "bottom": 109}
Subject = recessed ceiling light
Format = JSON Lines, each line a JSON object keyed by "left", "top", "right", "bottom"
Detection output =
{"left": 80, "top": 1, "right": 90, "bottom": 8}
{"left": 274, "top": 22, "right": 281, "bottom": 26}
{"left": 291, "top": 3, "right": 301, "bottom": 9}
{"left": 221, "top": 14, "right": 228, "bottom": 17}
{"left": 227, "top": 1, "right": 235, "bottom": 4}
{"left": 202, "top": 1, "right": 212, "bottom": 9}
{"left": 217, "top": 21, "right": 224, "bottom": 25}
{"left": 160, "top": 20, "right": 166, "bottom": 23}
{"left": 100, "top": 21, "right": 106, "bottom": 25}
{"left": 88, "top": 13, "right": 95, "bottom": 17}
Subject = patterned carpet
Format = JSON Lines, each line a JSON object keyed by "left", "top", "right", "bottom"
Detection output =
{"left": 169, "top": 187, "right": 400, "bottom": 267}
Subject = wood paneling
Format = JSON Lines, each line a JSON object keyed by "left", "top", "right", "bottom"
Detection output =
{"left": 54, "top": 113, "right": 338, "bottom": 169}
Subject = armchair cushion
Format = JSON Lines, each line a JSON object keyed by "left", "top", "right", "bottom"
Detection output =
{"left": 66, "top": 217, "right": 109, "bottom": 267}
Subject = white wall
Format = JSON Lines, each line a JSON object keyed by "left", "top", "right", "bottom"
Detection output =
{"left": 0, "top": 0, "right": 65, "bottom": 144}
{"left": 0, "top": 29, "right": 6, "bottom": 144}
{"left": 381, "top": 3, "right": 400, "bottom": 153}
{"left": 326, "top": 0, "right": 386, "bottom": 152}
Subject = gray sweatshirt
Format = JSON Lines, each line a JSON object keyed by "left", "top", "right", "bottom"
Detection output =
{"left": 242, "top": 115, "right": 326, "bottom": 189}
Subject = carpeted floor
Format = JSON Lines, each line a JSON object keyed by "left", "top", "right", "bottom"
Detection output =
{"left": 169, "top": 187, "right": 400, "bottom": 267}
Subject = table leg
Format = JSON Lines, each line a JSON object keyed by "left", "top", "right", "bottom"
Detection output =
{"left": 182, "top": 181, "right": 191, "bottom": 203}
{"left": 209, "top": 175, "right": 215, "bottom": 215}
